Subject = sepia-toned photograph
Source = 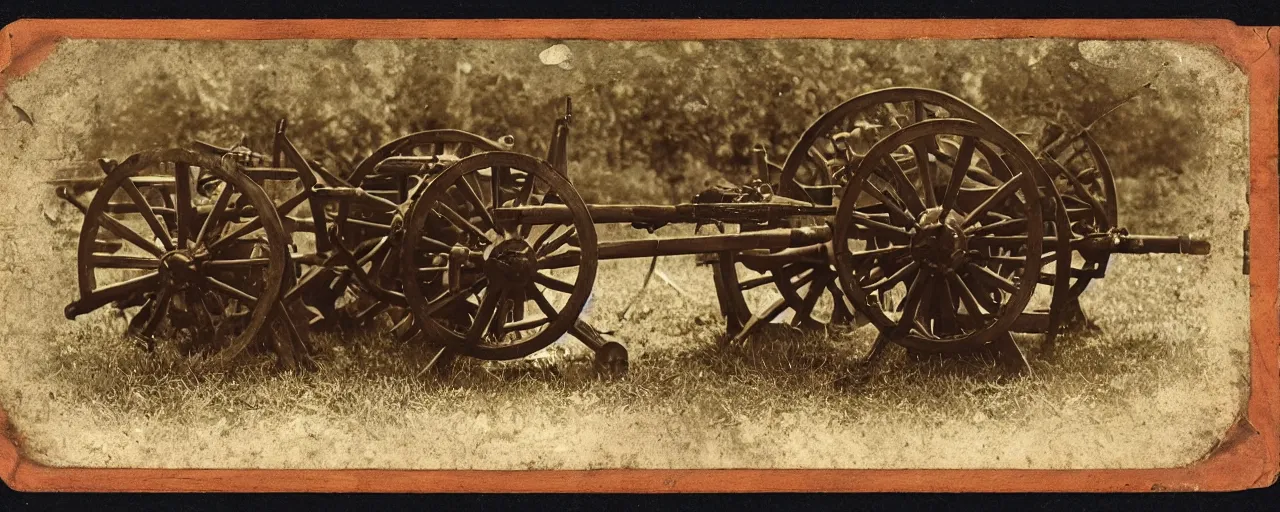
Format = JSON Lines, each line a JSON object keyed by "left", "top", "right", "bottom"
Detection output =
{"left": 0, "top": 33, "right": 1252, "bottom": 474}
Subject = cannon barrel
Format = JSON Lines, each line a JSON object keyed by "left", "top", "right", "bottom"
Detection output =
{"left": 1109, "top": 234, "right": 1211, "bottom": 255}
{"left": 1069, "top": 233, "right": 1211, "bottom": 256}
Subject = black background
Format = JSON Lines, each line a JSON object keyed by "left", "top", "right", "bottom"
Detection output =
{"left": 1, "top": 0, "right": 1278, "bottom": 509}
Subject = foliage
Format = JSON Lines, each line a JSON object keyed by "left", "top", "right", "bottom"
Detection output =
{"left": 84, "top": 39, "right": 1210, "bottom": 204}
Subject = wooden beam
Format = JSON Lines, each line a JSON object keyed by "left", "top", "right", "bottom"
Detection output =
{"left": 494, "top": 202, "right": 837, "bottom": 226}
{"left": 538, "top": 225, "right": 831, "bottom": 268}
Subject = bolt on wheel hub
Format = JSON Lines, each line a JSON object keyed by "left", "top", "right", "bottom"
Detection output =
{"left": 482, "top": 238, "right": 538, "bottom": 289}
{"left": 161, "top": 248, "right": 211, "bottom": 284}
{"left": 159, "top": 250, "right": 203, "bottom": 284}
{"left": 910, "top": 207, "right": 968, "bottom": 272}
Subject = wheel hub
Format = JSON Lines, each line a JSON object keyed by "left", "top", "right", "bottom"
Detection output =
{"left": 910, "top": 207, "right": 968, "bottom": 272}
{"left": 159, "top": 250, "right": 203, "bottom": 284}
{"left": 482, "top": 238, "right": 538, "bottom": 289}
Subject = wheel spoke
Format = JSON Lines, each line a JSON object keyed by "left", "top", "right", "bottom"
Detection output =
{"left": 527, "top": 283, "right": 559, "bottom": 318}
{"left": 434, "top": 202, "right": 492, "bottom": 243}
{"left": 939, "top": 135, "right": 976, "bottom": 219}
{"left": 860, "top": 260, "right": 919, "bottom": 292}
{"left": 507, "top": 287, "right": 527, "bottom": 322}
{"left": 879, "top": 157, "right": 927, "bottom": 214}
{"left": 827, "top": 280, "right": 855, "bottom": 320}
{"left": 120, "top": 177, "right": 175, "bottom": 252}
{"left": 967, "top": 262, "right": 1019, "bottom": 294}
{"left": 506, "top": 314, "right": 552, "bottom": 331}
{"left": 516, "top": 171, "right": 536, "bottom": 207}
{"left": 208, "top": 190, "right": 308, "bottom": 253}
{"left": 738, "top": 273, "right": 773, "bottom": 291}
{"left": 982, "top": 255, "right": 1026, "bottom": 265}
{"left": 455, "top": 173, "right": 497, "bottom": 234}
{"left": 91, "top": 254, "right": 159, "bottom": 269}
{"left": 418, "top": 235, "right": 452, "bottom": 253}
{"left": 490, "top": 295, "right": 516, "bottom": 341}
{"left": 911, "top": 100, "right": 927, "bottom": 124}
{"left": 895, "top": 269, "right": 932, "bottom": 336}
{"left": 174, "top": 163, "right": 194, "bottom": 248}
{"left": 490, "top": 166, "right": 509, "bottom": 210}
{"left": 78, "top": 271, "right": 161, "bottom": 312}
{"left": 534, "top": 272, "right": 576, "bottom": 294}
{"left": 787, "top": 265, "right": 821, "bottom": 289}
{"left": 964, "top": 269, "right": 1003, "bottom": 313}
{"left": 207, "top": 221, "right": 265, "bottom": 253}
{"left": 969, "top": 235, "right": 1032, "bottom": 250}
{"left": 204, "top": 258, "right": 272, "bottom": 268}
{"left": 848, "top": 245, "right": 908, "bottom": 261}
{"left": 516, "top": 173, "right": 537, "bottom": 238}
{"left": 89, "top": 208, "right": 165, "bottom": 257}
{"left": 196, "top": 181, "right": 234, "bottom": 245}
{"left": 1043, "top": 157, "right": 1108, "bottom": 223}
{"left": 949, "top": 273, "right": 987, "bottom": 317}
{"left": 536, "top": 226, "right": 577, "bottom": 257}
{"left": 965, "top": 216, "right": 1026, "bottom": 236}
{"left": 465, "top": 288, "right": 504, "bottom": 345}
{"left": 913, "top": 277, "right": 936, "bottom": 336}
{"left": 961, "top": 172, "right": 1026, "bottom": 227}
{"left": 189, "top": 291, "right": 218, "bottom": 345}
{"left": 203, "top": 276, "right": 259, "bottom": 305}
{"left": 912, "top": 137, "right": 936, "bottom": 207}
{"left": 792, "top": 271, "right": 835, "bottom": 324}
{"left": 861, "top": 183, "right": 918, "bottom": 228}
{"left": 935, "top": 278, "right": 960, "bottom": 334}
{"left": 533, "top": 223, "right": 565, "bottom": 250}
{"left": 132, "top": 287, "right": 173, "bottom": 343}
{"left": 462, "top": 173, "right": 486, "bottom": 207}
{"left": 847, "top": 212, "right": 912, "bottom": 237}
{"left": 423, "top": 280, "right": 487, "bottom": 316}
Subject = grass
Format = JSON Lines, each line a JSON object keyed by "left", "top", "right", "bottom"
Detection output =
{"left": 13, "top": 219, "right": 1247, "bottom": 470}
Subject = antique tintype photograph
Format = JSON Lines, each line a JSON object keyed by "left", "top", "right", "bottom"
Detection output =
{"left": 0, "top": 25, "right": 1262, "bottom": 484}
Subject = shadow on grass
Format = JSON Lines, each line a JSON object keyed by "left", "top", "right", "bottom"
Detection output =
{"left": 46, "top": 306, "right": 1207, "bottom": 425}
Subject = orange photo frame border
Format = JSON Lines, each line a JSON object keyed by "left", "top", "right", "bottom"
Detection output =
{"left": 0, "top": 18, "right": 1276, "bottom": 493}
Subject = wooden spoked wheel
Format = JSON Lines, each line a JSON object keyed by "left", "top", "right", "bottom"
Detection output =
{"left": 1032, "top": 123, "right": 1119, "bottom": 303}
{"left": 330, "top": 130, "right": 511, "bottom": 334}
{"left": 68, "top": 148, "right": 290, "bottom": 365}
{"left": 712, "top": 242, "right": 860, "bottom": 339}
{"left": 714, "top": 89, "right": 1008, "bottom": 341}
{"left": 778, "top": 87, "right": 1008, "bottom": 204}
{"left": 340, "top": 129, "right": 512, "bottom": 238}
{"left": 832, "top": 119, "right": 1049, "bottom": 353}
{"left": 937, "top": 128, "right": 1074, "bottom": 342}
{"left": 1032, "top": 122, "right": 1118, "bottom": 230}
{"left": 401, "top": 152, "right": 598, "bottom": 361}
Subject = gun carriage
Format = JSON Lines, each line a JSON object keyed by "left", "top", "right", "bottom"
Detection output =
{"left": 52, "top": 87, "right": 1211, "bottom": 377}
